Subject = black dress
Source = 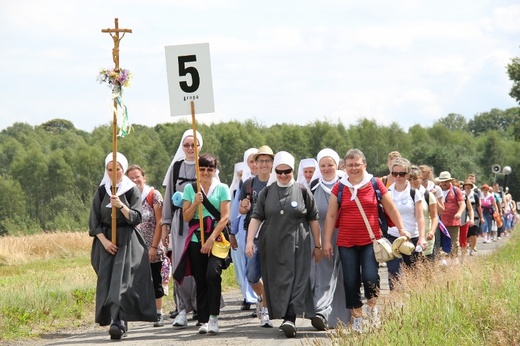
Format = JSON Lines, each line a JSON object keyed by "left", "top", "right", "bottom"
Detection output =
{"left": 89, "top": 185, "right": 156, "bottom": 326}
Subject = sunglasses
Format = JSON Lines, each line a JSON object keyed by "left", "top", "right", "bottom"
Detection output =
{"left": 183, "top": 143, "right": 199, "bottom": 149}
{"left": 275, "top": 168, "right": 293, "bottom": 175}
{"left": 199, "top": 167, "right": 215, "bottom": 172}
{"left": 391, "top": 171, "right": 407, "bottom": 177}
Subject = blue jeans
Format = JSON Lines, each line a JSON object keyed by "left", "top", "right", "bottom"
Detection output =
{"left": 246, "top": 239, "right": 262, "bottom": 285}
{"left": 481, "top": 213, "right": 493, "bottom": 234}
{"left": 386, "top": 234, "right": 419, "bottom": 290}
{"left": 338, "top": 244, "right": 380, "bottom": 309}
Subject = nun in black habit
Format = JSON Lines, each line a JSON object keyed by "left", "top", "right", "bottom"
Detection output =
{"left": 89, "top": 152, "right": 156, "bottom": 340}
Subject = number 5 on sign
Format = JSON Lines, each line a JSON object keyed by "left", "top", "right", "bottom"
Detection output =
{"left": 165, "top": 43, "right": 215, "bottom": 116}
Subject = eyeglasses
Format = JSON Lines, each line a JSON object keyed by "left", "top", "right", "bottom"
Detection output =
{"left": 275, "top": 168, "right": 293, "bottom": 175}
{"left": 199, "top": 167, "right": 215, "bottom": 172}
{"left": 257, "top": 159, "right": 273, "bottom": 164}
{"left": 183, "top": 144, "right": 199, "bottom": 149}
{"left": 391, "top": 171, "right": 407, "bottom": 177}
{"left": 345, "top": 163, "right": 364, "bottom": 169}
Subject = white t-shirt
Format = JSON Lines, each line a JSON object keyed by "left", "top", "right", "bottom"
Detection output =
{"left": 388, "top": 182, "right": 423, "bottom": 238}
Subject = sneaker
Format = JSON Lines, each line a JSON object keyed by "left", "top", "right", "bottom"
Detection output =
{"left": 278, "top": 322, "right": 284, "bottom": 332}
{"left": 208, "top": 317, "right": 219, "bottom": 334}
{"left": 154, "top": 314, "right": 164, "bottom": 327}
{"left": 280, "top": 320, "right": 297, "bottom": 338}
{"left": 472, "top": 247, "right": 478, "bottom": 253}
{"left": 260, "top": 311, "right": 273, "bottom": 328}
{"left": 497, "top": 237, "right": 501, "bottom": 240}
{"left": 440, "top": 259, "right": 448, "bottom": 266}
{"left": 367, "top": 306, "right": 381, "bottom": 329}
{"left": 192, "top": 310, "right": 198, "bottom": 321}
{"left": 172, "top": 311, "right": 188, "bottom": 327}
{"left": 251, "top": 310, "right": 258, "bottom": 318}
{"left": 468, "top": 249, "right": 473, "bottom": 256}
{"left": 310, "top": 314, "right": 327, "bottom": 331}
{"left": 240, "top": 299, "right": 251, "bottom": 311}
{"left": 198, "top": 322, "right": 209, "bottom": 334}
{"left": 352, "top": 317, "right": 363, "bottom": 334}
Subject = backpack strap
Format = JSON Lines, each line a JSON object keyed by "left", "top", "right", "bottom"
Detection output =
{"left": 337, "top": 182, "right": 345, "bottom": 205}
{"left": 192, "top": 182, "right": 221, "bottom": 220}
{"left": 309, "top": 178, "right": 319, "bottom": 193}
{"left": 171, "top": 160, "right": 184, "bottom": 193}
{"left": 424, "top": 190, "right": 430, "bottom": 204}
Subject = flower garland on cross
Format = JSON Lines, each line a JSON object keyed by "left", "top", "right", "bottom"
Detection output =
{"left": 97, "top": 67, "right": 133, "bottom": 137}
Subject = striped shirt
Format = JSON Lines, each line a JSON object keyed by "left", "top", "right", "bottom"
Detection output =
{"left": 332, "top": 178, "right": 386, "bottom": 247}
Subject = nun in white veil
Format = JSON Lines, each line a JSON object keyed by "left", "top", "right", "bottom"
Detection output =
{"left": 89, "top": 152, "right": 156, "bottom": 337}
{"left": 230, "top": 149, "right": 259, "bottom": 311}
{"left": 307, "top": 148, "right": 350, "bottom": 330}
{"left": 246, "top": 151, "right": 323, "bottom": 338}
{"left": 161, "top": 129, "right": 202, "bottom": 325}
{"left": 296, "top": 158, "right": 318, "bottom": 187}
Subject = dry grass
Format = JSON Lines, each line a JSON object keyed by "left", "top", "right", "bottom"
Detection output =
{"left": 325, "top": 232, "right": 520, "bottom": 345}
{"left": 0, "top": 231, "right": 92, "bottom": 265}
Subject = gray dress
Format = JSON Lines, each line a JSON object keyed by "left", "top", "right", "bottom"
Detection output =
{"left": 310, "top": 182, "right": 350, "bottom": 327}
{"left": 252, "top": 183, "right": 318, "bottom": 319}
{"left": 89, "top": 185, "right": 156, "bottom": 326}
{"left": 162, "top": 160, "right": 197, "bottom": 313}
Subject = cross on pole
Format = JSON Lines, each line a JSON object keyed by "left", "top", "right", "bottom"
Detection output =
{"left": 101, "top": 18, "right": 132, "bottom": 245}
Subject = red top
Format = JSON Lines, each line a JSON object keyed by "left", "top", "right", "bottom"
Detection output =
{"left": 442, "top": 185, "right": 464, "bottom": 226}
{"left": 332, "top": 178, "right": 386, "bottom": 247}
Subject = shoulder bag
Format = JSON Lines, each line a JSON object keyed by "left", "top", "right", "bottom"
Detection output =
{"left": 193, "top": 183, "right": 232, "bottom": 268}
{"left": 352, "top": 193, "right": 394, "bottom": 263}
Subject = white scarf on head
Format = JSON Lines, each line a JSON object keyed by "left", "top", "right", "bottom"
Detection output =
{"left": 340, "top": 172, "right": 374, "bottom": 201}
{"left": 267, "top": 151, "right": 295, "bottom": 186}
{"left": 99, "top": 152, "right": 135, "bottom": 208}
{"left": 162, "top": 129, "right": 203, "bottom": 186}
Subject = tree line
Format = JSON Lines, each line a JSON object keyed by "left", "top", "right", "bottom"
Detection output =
{"left": 0, "top": 107, "right": 519, "bottom": 235}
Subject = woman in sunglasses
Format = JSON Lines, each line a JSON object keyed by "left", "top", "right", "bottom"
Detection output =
{"left": 385, "top": 158, "right": 426, "bottom": 290}
{"left": 162, "top": 129, "right": 202, "bottom": 327}
{"left": 178, "top": 154, "right": 231, "bottom": 335}
{"left": 245, "top": 151, "right": 323, "bottom": 338}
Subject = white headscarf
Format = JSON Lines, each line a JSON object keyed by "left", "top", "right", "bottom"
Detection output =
{"left": 310, "top": 148, "right": 344, "bottom": 194}
{"left": 241, "top": 147, "right": 258, "bottom": 182}
{"left": 230, "top": 162, "right": 246, "bottom": 196}
{"left": 162, "top": 129, "right": 203, "bottom": 186}
{"left": 99, "top": 152, "right": 135, "bottom": 207}
{"left": 296, "top": 158, "right": 318, "bottom": 186}
{"left": 267, "top": 151, "right": 295, "bottom": 187}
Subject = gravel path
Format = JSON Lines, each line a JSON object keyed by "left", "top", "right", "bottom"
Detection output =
{"left": 6, "top": 235, "right": 508, "bottom": 346}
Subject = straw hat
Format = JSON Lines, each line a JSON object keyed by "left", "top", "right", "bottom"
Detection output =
{"left": 436, "top": 171, "right": 454, "bottom": 182}
{"left": 462, "top": 180, "right": 474, "bottom": 189}
{"left": 392, "top": 236, "right": 415, "bottom": 258}
{"left": 253, "top": 145, "right": 274, "bottom": 161}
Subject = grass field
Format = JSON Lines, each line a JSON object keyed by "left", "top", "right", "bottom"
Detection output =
{"left": 0, "top": 232, "right": 238, "bottom": 341}
{"left": 1, "top": 231, "right": 519, "bottom": 344}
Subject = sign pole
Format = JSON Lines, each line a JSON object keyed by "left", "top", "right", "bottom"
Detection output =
{"left": 191, "top": 101, "right": 205, "bottom": 244}
{"left": 101, "top": 18, "right": 132, "bottom": 244}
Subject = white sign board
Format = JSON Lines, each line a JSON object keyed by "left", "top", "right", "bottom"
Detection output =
{"left": 164, "top": 43, "right": 215, "bottom": 116}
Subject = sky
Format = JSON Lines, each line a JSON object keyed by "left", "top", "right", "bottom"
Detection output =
{"left": 1, "top": 0, "right": 519, "bottom": 133}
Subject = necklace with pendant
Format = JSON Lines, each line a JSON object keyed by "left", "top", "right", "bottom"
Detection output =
{"left": 277, "top": 186, "right": 288, "bottom": 215}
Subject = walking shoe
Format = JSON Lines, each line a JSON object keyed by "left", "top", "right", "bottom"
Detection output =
{"left": 198, "top": 322, "right": 209, "bottom": 334}
{"left": 208, "top": 317, "right": 219, "bottom": 334}
{"left": 367, "top": 306, "right": 381, "bottom": 329}
{"left": 109, "top": 321, "right": 127, "bottom": 339}
{"left": 172, "top": 311, "right": 188, "bottom": 327}
{"left": 310, "top": 314, "right": 327, "bottom": 331}
{"left": 351, "top": 317, "right": 363, "bottom": 334}
{"left": 240, "top": 299, "right": 251, "bottom": 310}
{"left": 260, "top": 311, "right": 273, "bottom": 328}
{"left": 191, "top": 310, "right": 198, "bottom": 321}
{"left": 280, "top": 320, "right": 297, "bottom": 338}
{"left": 153, "top": 314, "right": 164, "bottom": 327}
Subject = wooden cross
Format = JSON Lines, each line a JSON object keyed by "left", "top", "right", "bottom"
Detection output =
{"left": 101, "top": 18, "right": 132, "bottom": 244}
{"left": 102, "top": 18, "right": 132, "bottom": 71}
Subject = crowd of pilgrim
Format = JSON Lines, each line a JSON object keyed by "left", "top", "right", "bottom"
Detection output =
{"left": 88, "top": 130, "right": 517, "bottom": 340}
